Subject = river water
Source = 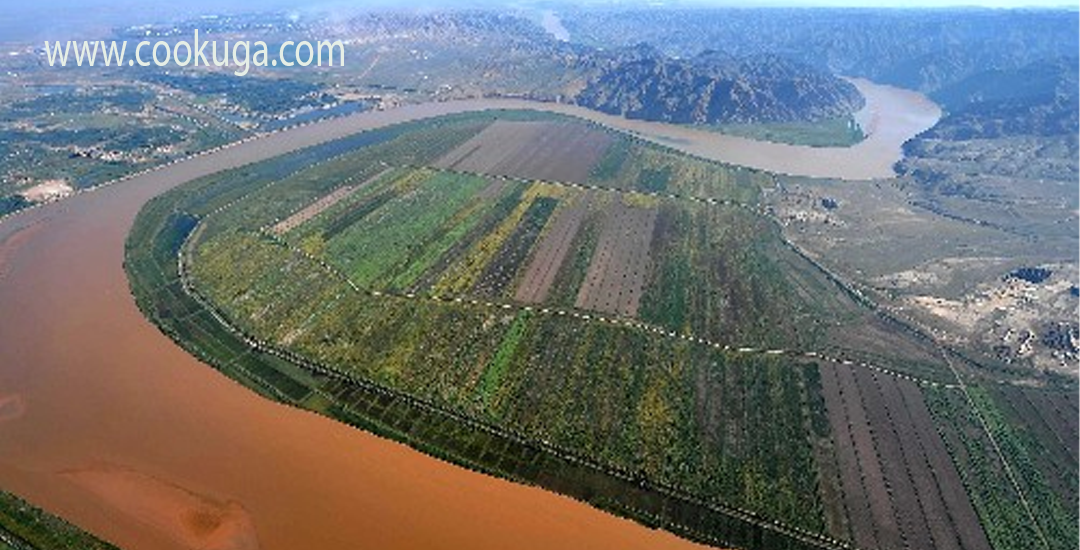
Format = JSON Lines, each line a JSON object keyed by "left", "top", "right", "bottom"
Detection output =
{"left": 0, "top": 82, "right": 938, "bottom": 549}
{"left": 513, "top": 78, "right": 941, "bottom": 181}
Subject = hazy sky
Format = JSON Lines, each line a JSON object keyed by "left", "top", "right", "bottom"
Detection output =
{"left": 614, "top": 0, "right": 1076, "bottom": 6}
{"left": 3, "top": 0, "right": 1074, "bottom": 43}
{"left": 694, "top": 0, "right": 1075, "bottom": 5}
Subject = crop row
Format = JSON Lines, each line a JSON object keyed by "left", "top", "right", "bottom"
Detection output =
{"left": 925, "top": 384, "right": 1078, "bottom": 550}
{"left": 588, "top": 137, "right": 767, "bottom": 204}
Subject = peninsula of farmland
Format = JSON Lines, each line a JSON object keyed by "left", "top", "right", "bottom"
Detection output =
{"left": 124, "top": 110, "right": 1076, "bottom": 550}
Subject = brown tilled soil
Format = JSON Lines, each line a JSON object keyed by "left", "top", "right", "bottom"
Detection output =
{"left": 574, "top": 201, "right": 657, "bottom": 317}
{"left": 819, "top": 363, "right": 878, "bottom": 549}
{"left": 897, "top": 379, "right": 993, "bottom": 550}
{"left": 819, "top": 363, "right": 992, "bottom": 550}
{"left": 270, "top": 168, "right": 392, "bottom": 234}
{"left": 435, "top": 120, "right": 612, "bottom": 183}
{"left": 515, "top": 195, "right": 591, "bottom": 304}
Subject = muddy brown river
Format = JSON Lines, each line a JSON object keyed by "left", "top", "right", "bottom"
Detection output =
{"left": 502, "top": 78, "right": 941, "bottom": 181}
{"left": 0, "top": 81, "right": 938, "bottom": 549}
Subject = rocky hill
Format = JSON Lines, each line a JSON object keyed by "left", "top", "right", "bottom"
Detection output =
{"left": 314, "top": 12, "right": 865, "bottom": 125}
{"left": 924, "top": 58, "right": 1079, "bottom": 139}
{"left": 574, "top": 46, "right": 864, "bottom": 124}
{"left": 561, "top": 8, "right": 1077, "bottom": 95}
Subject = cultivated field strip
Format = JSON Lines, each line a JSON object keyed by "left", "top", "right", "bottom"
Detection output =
{"left": 988, "top": 385, "right": 1080, "bottom": 514}
{"left": 514, "top": 195, "right": 590, "bottom": 303}
{"left": 819, "top": 363, "right": 992, "bottom": 550}
{"left": 898, "top": 383, "right": 996, "bottom": 550}
{"left": 435, "top": 120, "right": 613, "bottom": 183}
{"left": 1004, "top": 386, "right": 1079, "bottom": 464}
{"left": 574, "top": 201, "right": 657, "bottom": 316}
{"left": 472, "top": 196, "right": 559, "bottom": 298}
{"left": 270, "top": 167, "right": 393, "bottom": 234}
{"left": 260, "top": 220, "right": 956, "bottom": 391}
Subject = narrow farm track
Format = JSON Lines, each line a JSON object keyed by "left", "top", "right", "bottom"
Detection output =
{"left": 937, "top": 351, "right": 1051, "bottom": 550}
{"left": 270, "top": 167, "right": 394, "bottom": 234}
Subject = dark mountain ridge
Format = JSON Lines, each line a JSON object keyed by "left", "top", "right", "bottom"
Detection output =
{"left": 319, "top": 12, "right": 865, "bottom": 125}
{"left": 561, "top": 8, "right": 1078, "bottom": 95}
{"left": 574, "top": 46, "right": 864, "bottom": 124}
{"left": 919, "top": 58, "right": 1079, "bottom": 140}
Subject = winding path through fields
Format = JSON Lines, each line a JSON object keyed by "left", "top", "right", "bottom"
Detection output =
{"left": 0, "top": 80, "right": 937, "bottom": 550}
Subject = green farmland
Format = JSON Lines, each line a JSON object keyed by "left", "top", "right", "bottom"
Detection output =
{"left": 0, "top": 490, "right": 117, "bottom": 550}
{"left": 126, "top": 110, "right": 1076, "bottom": 550}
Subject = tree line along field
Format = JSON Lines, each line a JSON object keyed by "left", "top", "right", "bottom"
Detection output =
{"left": 125, "top": 110, "right": 1078, "bottom": 550}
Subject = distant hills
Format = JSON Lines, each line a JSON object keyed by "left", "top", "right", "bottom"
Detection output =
{"left": 573, "top": 46, "right": 864, "bottom": 124}
{"left": 325, "top": 8, "right": 1077, "bottom": 127}
{"left": 560, "top": 8, "right": 1077, "bottom": 95}
{"left": 558, "top": 6, "right": 1078, "bottom": 195}
{"left": 318, "top": 11, "right": 866, "bottom": 126}
{"left": 925, "top": 58, "right": 1079, "bottom": 139}
{"left": 893, "top": 55, "right": 1077, "bottom": 247}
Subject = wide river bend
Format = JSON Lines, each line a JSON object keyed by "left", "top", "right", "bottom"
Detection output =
{"left": 0, "top": 80, "right": 938, "bottom": 549}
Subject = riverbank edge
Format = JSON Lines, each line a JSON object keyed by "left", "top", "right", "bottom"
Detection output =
{"left": 0, "top": 489, "right": 118, "bottom": 550}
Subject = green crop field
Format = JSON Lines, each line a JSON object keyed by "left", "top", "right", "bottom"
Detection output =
{"left": 0, "top": 490, "right": 117, "bottom": 550}
{"left": 125, "top": 110, "right": 1075, "bottom": 550}
{"left": 703, "top": 116, "right": 865, "bottom": 148}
